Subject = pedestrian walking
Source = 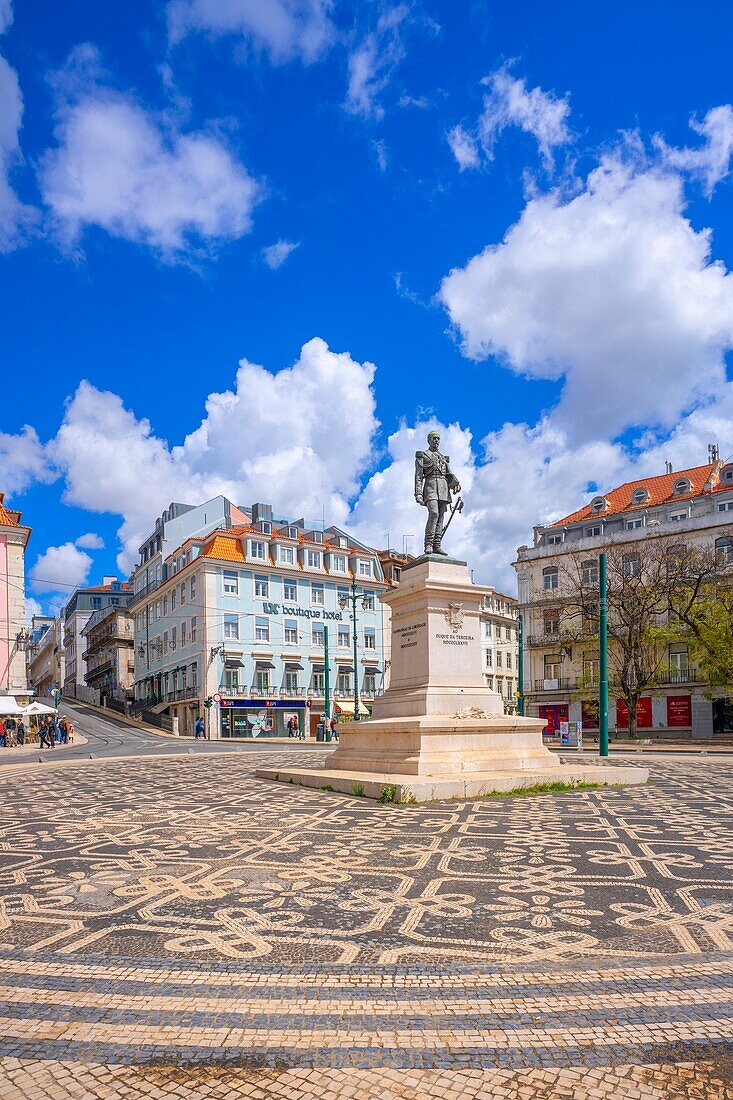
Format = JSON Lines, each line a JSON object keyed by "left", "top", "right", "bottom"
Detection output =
{"left": 330, "top": 716, "right": 339, "bottom": 742}
{"left": 287, "top": 716, "right": 294, "bottom": 738}
{"left": 0, "top": 719, "right": 6, "bottom": 749}
{"left": 16, "top": 719, "right": 25, "bottom": 746}
{"left": 194, "top": 716, "right": 205, "bottom": 740}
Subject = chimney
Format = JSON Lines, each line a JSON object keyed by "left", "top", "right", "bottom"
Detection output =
{"left": 252, "top": 503, "right": 273, "bottom": 524}
{"left": 665, "top": 461, "right": 673, "bottom": 475}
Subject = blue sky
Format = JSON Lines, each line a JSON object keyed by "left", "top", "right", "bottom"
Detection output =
{"left": 3, "top": 0, "right": 733, "bottom": 608}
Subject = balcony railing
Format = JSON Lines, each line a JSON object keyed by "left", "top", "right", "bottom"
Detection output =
{"left": 128, "top": 579, "right": 161, "bottom": 607}
{"left": 533, "top": 677, "right": 577, "bottom": 692}
{"left": 655, "top": 668, "right": 700, "bottom": 685}
{"left": 527, "top": 633, "right": 561, "bottom": 647}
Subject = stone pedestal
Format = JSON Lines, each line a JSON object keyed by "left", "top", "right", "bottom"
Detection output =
{"left": 257, "top": 555, "right": 648, "bottom": 801}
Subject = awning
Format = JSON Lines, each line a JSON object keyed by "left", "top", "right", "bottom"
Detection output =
{"left": 334, "top": 699, "right": 371, "bottom": 717}
{"left": 225, "top": 656, "right": 244, "bottom": 668}
{"left": 0, "top": 696, "right": 24, "bottom": 715}
{"left": 255, "top": 660, "right": 275, "bottom": 669}
{"left": 284, "top": 661, "right": 304, "bottom": 670}
{"left": 336, "top": 664, "right": 354, "bottom": 673}
{"left": 364, "top": 665, "right": 382, "bottom": 673}
{"left": 311, "top": 664, "right": 325, "bottom": 673}
{"left": 23, "top": 701, "right": 56, "bottom": 715}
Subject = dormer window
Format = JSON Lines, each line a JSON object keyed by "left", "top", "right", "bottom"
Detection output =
{"left": 313, "top": 531, "right": 323, "bottom": 544}
{"left": 632, "top": 488, "right": 649, "bottom": 505}
{"left": 260, "top": 521, "right": 272, "bottom": 535}
{"left": 590, "top": 496, "right": 607, "bottom": 513}
{"left": 287, "top": 526, "right": 298, "bottom": 540}
{"left": 673, "top": 477, "right": 691, "bottom": 495}
{"left": 338, "top": 536, "right": 348, "bottom": 548}
{"left": 720, "top": 465, "right": 733, "bottom": 484}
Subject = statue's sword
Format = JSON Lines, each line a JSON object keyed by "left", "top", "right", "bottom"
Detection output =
{"left": 441, "top": 495, "right": 464, "bottom": 539}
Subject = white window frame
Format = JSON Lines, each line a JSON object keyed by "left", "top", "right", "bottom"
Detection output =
{"left": 311, "top": 583, "right": 324, "bottom": 606}
{"left": 223, "top": 570, "right": 239, "bottom": 596}
{"left": 330, "top": 554, "right": 347, "bottom": 573}
{"left": 284, "top": 620, "right": 298, "bottom": 645}
{"left": 279, "top": 546, "right": 295, "bottom": 565}
{"left": 358, "top": 559, "right": 372, "bottom": 577}
{"left": 249, "top": 540, "right": 266, "bottom": 561}
{"left": 254, "top": 575, "right": 269, "bottom": 599}
{"left": 255, "top": 618, "right": 270, "bottom": 643}
{"left": 224, "top": 614, "right": 239, "bottom": 641}
{"left": 306, "top": 550, "right": 322, "bottom": 569}
{"left": 283, "top": 580, "right": 298, "bottom": 602}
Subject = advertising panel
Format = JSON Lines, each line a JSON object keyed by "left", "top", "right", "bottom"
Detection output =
{"left": 615, "top": 697, "right": 653, "bottom": 729}
{"left": 667, "top": 695, "right": 692, "bottom": 727}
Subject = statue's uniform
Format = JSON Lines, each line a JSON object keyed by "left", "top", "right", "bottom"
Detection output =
{"left": 415, "top": 449, "right": 460, "bottom": 554}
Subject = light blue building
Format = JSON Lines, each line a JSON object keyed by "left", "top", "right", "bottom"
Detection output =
{"left": 133, "top": 501, "right": 390, "bottom": 737}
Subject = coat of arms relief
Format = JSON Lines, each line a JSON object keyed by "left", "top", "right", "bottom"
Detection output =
{"left": 443, "top": 602, "right": 465, "bottom": 632}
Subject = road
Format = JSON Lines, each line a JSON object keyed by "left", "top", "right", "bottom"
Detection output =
{"left": 0, "top": 700, "right": 323, "bottom": 766}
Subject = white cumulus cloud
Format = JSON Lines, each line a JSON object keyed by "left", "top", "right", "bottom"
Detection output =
{"left": 440, "top": 156, "right": 733, "bottom": 441}
{"left": 449, "top": 66, "right": 571, "bottom": 173}
{"left": 0, "top": 425, "right": 55, "bottom": 494}
{"left": 655, "top": 104, "right": 733, "bottom": 196}
{"left": 50, "top": 338, "right": 379, "bottom": 574}
{"left": 39, "top": 45, "right": 260, "bottom": 260}
{"left": 167, "top": 0, "right": 335, "bottom": 64}
{"left": 262, "top": 238, "right": 299, "bottom": 268}
{"left": 345, "top": 5, "right": 409, "bottom": 120}
{"left": 30, "top": 542, "right": 93, "bottom": 594}
{"left": 75, "top": 532, "right": 105, "bottom": 550}
{"left": 0, "top": 6, "right": 37, "bottom": 251}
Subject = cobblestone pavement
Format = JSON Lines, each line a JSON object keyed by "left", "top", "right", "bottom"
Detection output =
{"left": 1, "top": 750, "right": 732, "bottom": 1097}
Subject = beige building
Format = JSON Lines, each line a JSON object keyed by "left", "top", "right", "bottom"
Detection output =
{"left": 82, "top": 605, "right": 135, "bottom": 701}
{"left": 0, "top": 492, "right": 32, "bottom": 700}
{"left": 514, "top": 455, "right": 733, "bottom": 739}
{"left": 28, "top": 616, "right": 65, "bottom": 699}
{"left": 478, "top": 588, "right": 519, "bottom": 711}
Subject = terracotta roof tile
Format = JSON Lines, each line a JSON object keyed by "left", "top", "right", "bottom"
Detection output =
{"left": 202, "top": 534, "right": 246, "bottom": 563}
{"left": 551, "top": 462, "right": 718, "bottom": 527}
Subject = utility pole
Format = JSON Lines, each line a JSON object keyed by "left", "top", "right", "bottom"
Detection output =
{"left": 339, "top": 579, "right": 370, "bottom": 722}
{"left": 324, "top": 625, "right": 330, "bottom": 725}
{"left": 599, "top": 552, "right": 609, "bottom": 758}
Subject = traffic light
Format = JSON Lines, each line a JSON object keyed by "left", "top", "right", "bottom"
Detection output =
{"left": 204, "top": 697, "right": 213, "bottom": 709}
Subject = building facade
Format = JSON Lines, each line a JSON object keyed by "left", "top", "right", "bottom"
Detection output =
{"left": 514, "top": 456, "right": 733, "bottom": 739}
{"left": 478, "top": 588, "right": 519, "bottom": 711}
{"left": 82, "top": 602, "right": 135, "bottom": 701}
{"left": 132, "top": 502, "right": 389, "bottom": 737}
{"left": 0, "top": 492, "right": 32, "bottom": 699}
{"left": 27, "top": 616, "right": 65, "bottom": 699}
{"left": 63, "top": 578, "right": 131, "bottom": 694}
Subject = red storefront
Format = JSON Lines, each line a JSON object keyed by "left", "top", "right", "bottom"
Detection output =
{"left": 538, "top": 704, "right": 568, "bottom": 734}
{"left": 667, "top": 695, "right": 692, "bottom": 728}
{"left": 616, "top": 697, "right": 653, "bottom": 729}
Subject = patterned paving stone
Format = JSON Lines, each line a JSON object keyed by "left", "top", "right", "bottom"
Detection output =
{"left": 0, "top": 751, "right": 732, "bottom": 1095}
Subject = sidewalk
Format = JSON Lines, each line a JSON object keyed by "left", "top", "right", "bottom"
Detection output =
{"left": 0, "top": 732, "right": 88, "bottom": 759}
{"left": 68, "top": 699, "right": 332, "bottom": 746}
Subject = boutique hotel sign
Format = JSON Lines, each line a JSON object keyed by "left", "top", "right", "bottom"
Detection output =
{"left": 261, "top": 603, "right": 343, "bottom": 620}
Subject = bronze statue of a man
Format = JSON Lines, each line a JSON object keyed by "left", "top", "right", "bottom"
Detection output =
{"left": 415, "top": 431, "right": 461, "bottom": 555}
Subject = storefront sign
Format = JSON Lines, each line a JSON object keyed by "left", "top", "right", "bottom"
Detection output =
{"left": 220, "top": 698, "right": 306, "bottom": 709}
{"left": 262, "top": 602, "right": 343, "bottom": 620}
{"left": 616, "top": 697, "right": 653, "bottom": 729}
{"left": 539, "top": 704, "right": 568, "bottom": 734}
{"left": 667, "top": 695, "right": 692, "bottom": 727}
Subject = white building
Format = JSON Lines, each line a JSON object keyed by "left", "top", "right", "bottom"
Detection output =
{"left": 478, "top": 588, "right": 519, "bottom": 710}
{"left": 28, "top": 616, "right": 65, "bottom": 699}
{"left": 63, "top": 578, "right": 130, "bottom": 694}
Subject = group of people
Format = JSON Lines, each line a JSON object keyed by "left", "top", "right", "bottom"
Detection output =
{"left": 0, "top": 717, "right": 26, "bottom": 748}
{"left": 0, "top": 713, "right": 74, "bottom": 749}
{"left": 38, "top": 714, "right": 74, "bottom": 748}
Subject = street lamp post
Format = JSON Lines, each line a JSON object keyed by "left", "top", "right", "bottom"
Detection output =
{"left": 338, "top": 578, "right": 371, "bottom": 722}
{"left": 517, "top": 614, "right": 524, "bottom": 716}
{"left": 599, "top": 552, "right": 609, "bottom": 758}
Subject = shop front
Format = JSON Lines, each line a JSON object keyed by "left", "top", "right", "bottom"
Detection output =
{"left": 538, "top": 703, "right": 568, "bottom": 735}
{"left": 219, "top": 697, "right": 308, "bottom": 738}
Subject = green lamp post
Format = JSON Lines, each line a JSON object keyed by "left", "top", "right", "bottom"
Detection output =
{"left": 338, "top": 579, "right": 372, "bottom": 722}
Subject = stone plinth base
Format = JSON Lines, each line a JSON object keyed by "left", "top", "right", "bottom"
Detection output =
{"left": 324, "top": 714, "right": 556, "bottom": 775}
{"left": 255, "top": 762, "right": 649, "bottom": 803}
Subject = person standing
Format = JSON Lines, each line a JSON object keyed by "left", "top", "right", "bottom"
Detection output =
{"left": 16, "top": 719, "right": 25, "bottom": 746}
{"left": 0, "top": 719, "right": 5, "bottom": 749}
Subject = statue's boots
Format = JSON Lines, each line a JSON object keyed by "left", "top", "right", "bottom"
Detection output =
{"left": 432, "top": 541, "right": 448, "bottom": 555}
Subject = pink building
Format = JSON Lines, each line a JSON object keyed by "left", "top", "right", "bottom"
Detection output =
{"left": 0, "top": 492, "right": 32, "bottom": 699}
